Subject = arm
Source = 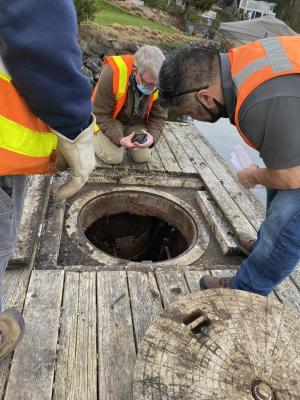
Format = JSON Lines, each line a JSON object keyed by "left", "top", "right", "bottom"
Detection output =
{"left": 145, "top": 98, "right": 168, "bottom": 144}
{"left": 238, "top": 165, "right": 300, "bottom": 189}
{"left": 0, "top": 0, "right": 92, "bottom": 139}
{"left": 93, "top": 64, "right": 124, "bottom": 146}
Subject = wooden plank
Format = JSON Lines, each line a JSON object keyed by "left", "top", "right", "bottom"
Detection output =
{"left": 147, "top": 147, "right": 165, "bottom": 173}
{"left": 89, "top": 171, "right": 202, "bottom": 189}
{"left": 187, "top": 124, "right": 265, "bottom": 230}
{"left": 163, "top": 129, "right": 197, "bottom": 174}
{"left": 0, "top": 268, "right": 32, "bottom": 400}
{"left": 291, "top": 262, "right": 300, "bottom": 290}
{"left": 53, "top": 272, "right": 97, "bottom": 400}
{"left": 127, "top": 271, "right": 163, "bottom": 345}
{"left": 5, "top": 270, "right": 64, "bottom": 400}
{"left": 35, "top": 173, "right": 67, "bottom": 269}
{"left": 274, "top": 277, "right": 300, "bottom": 312}
{"left": 97, "top": 271, "right": 136, "bottom": 400}
{"left": 10, "top": 175, "right": 51, "bottom": 266}
{"left": 155, "top": 270, "right": 190, "bottom": 307}
{"left": 184, "top": 270, "right": 211, "bottom": 292}
{"left": 171, "top": 123, "right": 257, "bottom": 238}
{"left": 156, "top": 136, "right": 181, "bottom": 174}
{"left": 211, "top": 269, "right": 236, "bottom": 279}
{"left": 196, "top": 190, "right": 239, "bottom": 255}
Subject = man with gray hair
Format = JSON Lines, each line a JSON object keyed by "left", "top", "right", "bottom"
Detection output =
{"left": 93, "top": 45, "right": 167, "bottom": 164}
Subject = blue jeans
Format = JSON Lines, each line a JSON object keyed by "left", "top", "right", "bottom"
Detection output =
{"left": 232, "top": 188, "right": 300, "bottom": 296}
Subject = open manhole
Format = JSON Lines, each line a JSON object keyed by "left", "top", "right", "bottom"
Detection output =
{"left": 65, "top": 187, "right": 209, "bottom": 268}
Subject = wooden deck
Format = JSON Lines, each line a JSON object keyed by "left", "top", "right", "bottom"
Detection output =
{"left": 2, "top": 122, "right": 300, "bottom": 400}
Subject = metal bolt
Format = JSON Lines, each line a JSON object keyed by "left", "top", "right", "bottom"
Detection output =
{"left": 252, "top": 382, "right": 273, "bottom": 400}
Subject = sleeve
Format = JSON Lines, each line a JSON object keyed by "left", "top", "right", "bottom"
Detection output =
{"left": 146, "top": 98, "right": 168, "bottom": 144}
{"left": 0, "top": 0, "right": 92, "bottom": 140}
{"left": 239, "top": 96, "right": 300, "bottom": 169}
{"left": 92, "top": 64, "right": 124, "bottom": 146}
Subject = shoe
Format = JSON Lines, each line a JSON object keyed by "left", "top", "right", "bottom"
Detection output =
{"left": 0, "top": 309, "right": 25, "bottom": 362}
{"left": 236, "top": 232, "right": 257, "bottom": 256}
{"left": 199, "top": 275, "right": 233, "bottom": 290}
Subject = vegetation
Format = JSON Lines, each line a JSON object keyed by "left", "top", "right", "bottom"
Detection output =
{"left": 276, "top": 0, "right": 300, "bottom": 32}
{"left": 74, "top": 0, "right": 97, "bottom": 24}
{"left": 94, "top": 0, "right": 176, "bottom": 33}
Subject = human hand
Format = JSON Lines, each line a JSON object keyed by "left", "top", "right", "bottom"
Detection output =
{"left": 119, "top": 132, "right": 136, "bottom": 149}
{"left": 132, "top": 131, "right": 154, "bottom": 150}
{"left": 237, "top": 164, "right": 259, "bottom": 189}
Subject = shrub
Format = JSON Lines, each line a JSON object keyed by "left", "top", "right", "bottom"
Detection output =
{"left": 74, "top": 0, "right": 97, "bottom": 24}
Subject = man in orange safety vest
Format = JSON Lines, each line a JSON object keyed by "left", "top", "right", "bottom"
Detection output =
{"left": 158, "top": 37, "right": 300, "bottom": 296}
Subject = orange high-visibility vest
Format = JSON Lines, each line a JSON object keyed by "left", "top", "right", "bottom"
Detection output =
{"left": 92, "top": 55, "right": 158, "bottom": 131}
{"left": 229, "top": 36, "right": 300, "bottom": 148}
{"left": 0, "top": 57, "right": 57, "bottom": 175}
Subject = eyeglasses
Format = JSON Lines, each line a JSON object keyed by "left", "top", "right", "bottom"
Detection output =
{"left": 157, "top": 85, "right": 209, "bottom": 98}
{"left": 134, "top": 66, "right": 158, "bottom": 90}
{"left": 139, "top": 72, "right": 158, "bottom": 90}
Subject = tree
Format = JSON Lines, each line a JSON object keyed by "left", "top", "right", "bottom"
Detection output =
{"left": 73, "top": 0, "right": 97, "bottom": 24}
{"left": 183, "top": 0, "right": 215, "bottom": 18}
{"left": 276, "top": 0, "right": 300, "bottom": 32}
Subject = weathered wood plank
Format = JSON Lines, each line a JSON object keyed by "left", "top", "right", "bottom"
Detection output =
{"left": 171, "top": 124, "right": 257, "bottom": 237}
{"left": 127, "top": 271, "right": 163, "bottom": 345}
{"left": 187, "top": 124, "right": 265, "bottom": 230}
{"left": 211, "top": 269, "right": 236, "bottom": 278}
{"left": 184, "top": 270, "right": 211, "bottom": 292}
{"left": 291, "top": 262, "right": 300, "bottom": 290}
{"left": 163, "top": 129, "right": 197, "bottom": 174}
{"left": 274, "top": 277, "right": 300, "bottom": 312}
{"left": 5, "top": 270, "right": 64, "bottom": 400}
{"left": 89, "top": 171, "right": 202, "bottom": 188}
{"left": 10, "top": 175, "right": 51, "bottom": 266}
{"left": 53, "top": 272, "right": 97, "bottom": 400}
{"left": 35, "top": 173, "right": 67, "bottom": 269}
{"left": 196, "top": 190, "right": 239, "bottom": 255}
{"left": 156, "top": 136, "right": 181, "bottom": 174}
{"left": 147, "top": 147, "right": 165, "bottom": 173}
{"left": 155, "top": 270, "right": 190, "bottom": 307}
{"left": 97, "top": 271, "right": 136, "bottom": 400}
{"left": 0, "top": 268, "right": 32, "bottom": 400}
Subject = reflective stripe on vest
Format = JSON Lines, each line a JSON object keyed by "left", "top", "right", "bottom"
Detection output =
{"left": 92, "top": 55, "right": 158, "bottom": 126}
{"left": 229, "top": 36, "right": 300, "bottom": 148}
{"left": 0, "top": 57, "right": 57, "bottom": 175}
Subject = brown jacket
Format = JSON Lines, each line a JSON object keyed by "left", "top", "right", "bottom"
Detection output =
{"left": 93, "top": 64, "right": 167, "bottom": 146}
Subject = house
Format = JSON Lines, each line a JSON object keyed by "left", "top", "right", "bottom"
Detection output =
{"left": 239, "top": 0, "right": 276, "bottom": 19}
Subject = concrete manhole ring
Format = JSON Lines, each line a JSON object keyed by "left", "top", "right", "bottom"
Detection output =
{"left": 133, "top": 289, "right": 300, "bottom": 399}
{"left": 65, "top": 187, "right": 209, "bottom": 268}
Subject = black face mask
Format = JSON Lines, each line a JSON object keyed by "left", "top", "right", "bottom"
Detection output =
{"left": 200, "top": 98, "right": 227, "bottom": 123}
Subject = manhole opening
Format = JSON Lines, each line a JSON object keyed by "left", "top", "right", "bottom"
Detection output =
{"left": 85, "top": 212, "right": 189, "bottom": 262}
{"left": 79, "top": 191, "right": 198, "bottom": 263}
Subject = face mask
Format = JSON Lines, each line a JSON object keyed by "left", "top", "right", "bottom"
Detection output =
{"left": 137, "top": 83, "right": 156, "bottom": 96}
{"left": 200, "top": 98, "right": 227, "bottom": 123}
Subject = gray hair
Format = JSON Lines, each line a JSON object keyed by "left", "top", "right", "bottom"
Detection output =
{"left": 134, "top": 45, "right": 165, "bottom": 79}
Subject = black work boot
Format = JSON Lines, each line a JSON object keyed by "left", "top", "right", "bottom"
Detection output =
{"left": 0, "top": 309, "right": 25, "bottom": 362}
{"left": 236, "top": 232, "right": 257, "bottom": 256}
{"left": 199, "top": 275, "right": 233, "bottom": 290}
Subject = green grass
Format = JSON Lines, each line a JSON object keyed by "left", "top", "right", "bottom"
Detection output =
{"left": 94, "top": 0, "right": 176, "bottom": 33}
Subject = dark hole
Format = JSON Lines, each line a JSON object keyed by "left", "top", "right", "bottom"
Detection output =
{"left": 84, "top": 212, "right": 189, "bottom": 262}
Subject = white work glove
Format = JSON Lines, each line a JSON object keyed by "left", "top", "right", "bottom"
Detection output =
{"left": 52, "top": 115, "right": 96, "bottom": 199}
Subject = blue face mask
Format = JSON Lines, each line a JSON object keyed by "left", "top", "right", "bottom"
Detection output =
{"left": 137, "top": 83, "right": 156, "bottom": 96}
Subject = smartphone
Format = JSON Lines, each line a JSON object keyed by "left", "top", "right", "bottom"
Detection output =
{"left": 131, "top": 132, "right": 148, "bottom": 144}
